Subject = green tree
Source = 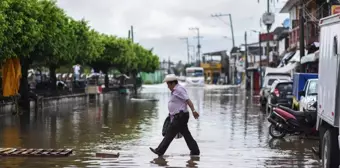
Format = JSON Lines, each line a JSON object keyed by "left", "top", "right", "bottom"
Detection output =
{"left": 30, "top": 0, "right": 73, "bottom": 90}
{"left": 0, "top": 0, "right": 43, "bottom": 60}
{"left": 89, "top": 35, "right": 134, "bottom": 88}
{"left": 70, "top": 20, "right": 104, "bottom": 65}
{"left": 0, "top": 0, "right": 44, "bottom": 109}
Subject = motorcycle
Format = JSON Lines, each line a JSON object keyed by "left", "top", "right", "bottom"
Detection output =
{"left": 267, "top": 101, "right": 317, "bottom": 138}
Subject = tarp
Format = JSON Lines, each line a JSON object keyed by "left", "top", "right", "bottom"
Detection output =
{"left": 265, "top": 62, "right": 298, "bottom": 76}
{"left": 2, "top": 58, "right": 22, "bottom": 97}
{"left": 289, "top": 50, "right": 308, "bottom": 63}
{"left": 277, "top": 51, "right": 296, "bottom": 67}
{"left": 301, "top": 50, "right": 319, "bottom": 64}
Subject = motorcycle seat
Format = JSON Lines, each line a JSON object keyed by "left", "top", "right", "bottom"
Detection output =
{"left": 277, "top": 105, "right": 305, "bottom": 117}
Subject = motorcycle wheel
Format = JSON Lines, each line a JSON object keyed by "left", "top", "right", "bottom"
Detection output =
{"left": 269, "top": 124, "right": 286, "bottom": 139}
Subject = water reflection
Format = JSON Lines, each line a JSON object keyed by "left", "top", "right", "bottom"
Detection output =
{"left": 0, "top": 85, "right": 320, "bottom": 167}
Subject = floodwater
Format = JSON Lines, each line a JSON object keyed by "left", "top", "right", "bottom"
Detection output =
{"left": 0, "top": 84, "right": 321, "bottom": 168}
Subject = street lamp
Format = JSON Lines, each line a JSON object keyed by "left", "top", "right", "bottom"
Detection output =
{"left": 189, "top": 27, "right": 201, "bottom": 66}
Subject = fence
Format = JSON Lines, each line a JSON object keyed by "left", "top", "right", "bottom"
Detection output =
{"left": 140, "top": 70, "right": 165, "bottom": 84}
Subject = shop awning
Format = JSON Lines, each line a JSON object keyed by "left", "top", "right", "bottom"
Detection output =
{"left": 301, "top": 50, "right": 319, "bottom": 64}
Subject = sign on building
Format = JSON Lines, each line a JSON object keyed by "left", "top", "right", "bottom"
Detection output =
{"left": 332, "top": 5, "right": 340, "bottom": 15}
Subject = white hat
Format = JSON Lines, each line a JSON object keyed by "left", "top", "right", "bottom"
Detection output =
{"left": 163, "top": 74, "right": 178, "bottom": 82}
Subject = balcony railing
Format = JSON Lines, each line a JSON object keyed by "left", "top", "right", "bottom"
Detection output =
{"left": 289, "top": 21, "right": 319, "bottom": 49}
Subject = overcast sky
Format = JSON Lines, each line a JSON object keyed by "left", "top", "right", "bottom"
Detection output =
{"left": 56, "top": 0, "right": 289, "bottom": 63}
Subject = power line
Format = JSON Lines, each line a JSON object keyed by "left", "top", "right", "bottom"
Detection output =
{"left": 211, "top": 13, "right": 235, "bottom": 48}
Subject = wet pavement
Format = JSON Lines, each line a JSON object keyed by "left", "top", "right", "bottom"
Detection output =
{"left": 0, "top": 84, "right": 321, "bottom": 168}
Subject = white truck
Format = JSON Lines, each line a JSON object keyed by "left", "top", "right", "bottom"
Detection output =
{"left": 317, "top": 14, "right": 340, "bottom": 168}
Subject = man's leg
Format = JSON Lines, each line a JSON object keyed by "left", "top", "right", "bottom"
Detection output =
{"left": 179, "top": 113, "right": 200, "bottom": 155}
{"left": 153, "top": 121, "right": 179, "bottom": 155}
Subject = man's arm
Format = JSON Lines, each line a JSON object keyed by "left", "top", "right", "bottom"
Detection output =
{"left": 186, "top": 99, "right": 196, "bottom": 112}
{"left": 186, "top": 99, "right": 199, "bottom": 119}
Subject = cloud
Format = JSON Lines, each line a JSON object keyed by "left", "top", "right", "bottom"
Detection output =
{"left": 56, "top": 0, "right": 289, "bottom": 63}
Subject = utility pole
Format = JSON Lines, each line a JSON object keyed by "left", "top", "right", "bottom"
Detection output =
{"left": 211, "top": 13, "right": 236, "bottom": 48}
{"left": 131, "top": 25, "right": 134, "bottom": 43}
{"left": 252, "top": 30, "right": 263, "bottom": 88}
{"left": 245, "top": 31, "right": 249, "bottom": 90}
{"left": 189, "top": 27, "right": 201, "bottom": 66}
{"left": 259, "top": 0, "right": 275, "bottom": 67}
{"left": 189, "top": 45, "right": 196, "bottom": 65}
{"left": 299, "top": 0, "right": 305, "bottom": 72}
{"left": 168, "top": 56, "right": 171, "bottom": 74}
{"left": 179, "top": 37, "right": 190, "bottom": 64}
{"left": 266, "top": 0, "right": 270, "bottom": 67}
{"left": 258, "top": 32, "right": 262, "bottom": 87}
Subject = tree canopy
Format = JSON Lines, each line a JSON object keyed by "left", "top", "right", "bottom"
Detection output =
{"left": 0, "top": 0, "right": 159, "bottom": 73}
{"left": 0, "top": 0, "right": 160, "bottom": 105}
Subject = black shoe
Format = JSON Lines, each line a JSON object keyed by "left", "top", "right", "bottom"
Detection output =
{"left": 190, "top": 151, "right": 200, "bottom": 156}
{"left": 149, "top": 147, "right": 162, "bottom": 156}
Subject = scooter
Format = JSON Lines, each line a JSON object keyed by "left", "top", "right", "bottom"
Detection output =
{"left": 267, "top": 102, "right": 317, "bottom": 138}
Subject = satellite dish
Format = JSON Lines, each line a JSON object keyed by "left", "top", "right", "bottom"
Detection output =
{"left": 282, "top": 18, "right": 290, "bottom": 28}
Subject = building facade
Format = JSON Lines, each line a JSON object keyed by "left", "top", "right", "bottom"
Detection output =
{"left": 280, "top": 0, "right": 340, "bottom": 51}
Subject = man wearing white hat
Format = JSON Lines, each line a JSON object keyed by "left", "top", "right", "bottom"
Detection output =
{"left": 150, "top": 74, "right": 200, "bottom": 156}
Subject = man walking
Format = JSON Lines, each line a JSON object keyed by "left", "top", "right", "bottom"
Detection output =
{"left": 150, "top": 74, "right": 200, "bottom": 156}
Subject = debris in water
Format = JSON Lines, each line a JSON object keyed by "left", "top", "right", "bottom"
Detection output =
{"left": 95, "top": 151, "right": 120, "bottom": 158}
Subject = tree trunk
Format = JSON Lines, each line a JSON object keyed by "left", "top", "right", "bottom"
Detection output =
{"left": 102, "top": 68, "right": 109, "bottom": 89}
{"left": 19, "top": 57, "right": 30, "bottom": 111}
{"left": 132, "top": 70, "right": 137, "bottom": 95}
{"left": 49, "top": 65, "right": 57, "bottom": 91}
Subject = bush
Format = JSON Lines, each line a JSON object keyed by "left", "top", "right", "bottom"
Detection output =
{"left": 143, "top": 81, "right": 153, "bottom": 85}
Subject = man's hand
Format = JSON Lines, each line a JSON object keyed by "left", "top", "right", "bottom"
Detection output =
{"left": 192, "top": 111, "right": 199, "bottom": 119}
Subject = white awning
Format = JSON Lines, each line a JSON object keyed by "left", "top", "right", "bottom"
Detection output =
{"left": 265, "top": 62, "right": 298, "bottom": 76}
{"left": 300, "top": 50, "right": 319, "bottom": 64}
{"left": 288, "top": 50, "right": 308, "bottom": 63}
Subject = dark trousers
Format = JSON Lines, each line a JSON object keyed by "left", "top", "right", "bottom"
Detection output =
{"left": 156, "top": 112, "right": 200, "bottom": 155}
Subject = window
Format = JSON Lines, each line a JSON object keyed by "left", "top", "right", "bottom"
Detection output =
{"left": 276, "top": 83, "right": 293, "bottom": 92}
{"left": 307, "top": 80, "right": 318, "bottom": 95}
{"left": 267, "top": 79, "right": 276, "bottom": 86}
{"left": 186, "top": 70, "right": 203, "bottom": 77}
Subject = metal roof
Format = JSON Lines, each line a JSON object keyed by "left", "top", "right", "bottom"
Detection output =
{"left": 202, "top": 50, "right": 228, "bottom": 56}
{"left": 280, "top": 0, "right": 298, "bottom": 13}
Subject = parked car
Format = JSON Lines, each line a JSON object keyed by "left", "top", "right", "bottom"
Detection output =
{"left": 298, "top": 79, "right": 318, "bottom": 112}
{"left": 259, "top": 73, "right": 291, "bottom": 112}
{"left": 267, "top": 80, "right": 293, "bottom": 113}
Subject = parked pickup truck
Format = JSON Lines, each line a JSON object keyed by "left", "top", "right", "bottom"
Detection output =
{"left": 259, "top": 72, "right": 291, "bottom": 112}
{"left": 292, "top": 73, "right": 318, "bottom": 110}
{"left": 298, "top": 79, "right": 318, "bottom": 112}
{"left": 316, "top": 14, "right": 340, "bottom": 168}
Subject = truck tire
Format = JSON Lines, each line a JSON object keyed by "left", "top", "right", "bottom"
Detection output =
{"left": 321, "top": 129, "right": 339, "bottom": 168}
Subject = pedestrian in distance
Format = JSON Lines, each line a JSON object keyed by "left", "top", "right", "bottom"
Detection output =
{"left": 150, "top": 74, "right": 200, "bottom": 156}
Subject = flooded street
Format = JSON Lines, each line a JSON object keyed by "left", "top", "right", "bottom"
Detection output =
{"left": 0, "top": 84, "right": 320, "bottom": 168}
